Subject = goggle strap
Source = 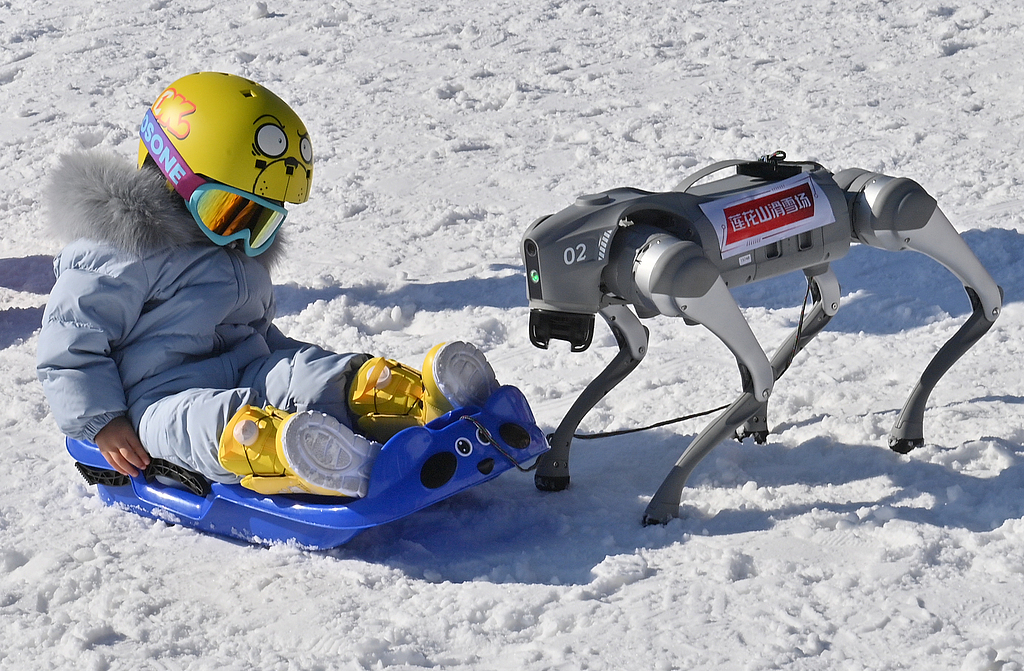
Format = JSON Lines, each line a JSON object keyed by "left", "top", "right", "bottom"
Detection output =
{"left": 140, "top": 109, "right": 205, "bottom": 200}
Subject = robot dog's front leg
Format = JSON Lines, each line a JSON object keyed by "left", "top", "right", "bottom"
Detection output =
{"left": 836, "top": 170, "right": 1003, "bottom": 453}
{"left": 629, "top": 233, "right": 777, "bottom": 525}
{"left": 533, "top": 304, "right": 650, "bottom": 492}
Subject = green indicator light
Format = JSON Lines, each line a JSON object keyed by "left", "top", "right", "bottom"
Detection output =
{"left": 530, "top": 270, "right": 540, "bottom": 283}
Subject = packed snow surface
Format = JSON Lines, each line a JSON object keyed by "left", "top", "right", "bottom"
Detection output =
{"left": 2, "top": 1, "right": 1024, "bottom": 669}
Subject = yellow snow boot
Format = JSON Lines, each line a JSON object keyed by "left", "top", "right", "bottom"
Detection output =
{"left": 421, "top": 341, "right": 500, "bottom": 418}
{"left": 347, "top": 356, "right": 429, "bottom": 443}
{"left": 219, "top": 405, "right": 378, "bottom": 498}
{"left": 348, "top": 342, "right": 500, "bottom": 443}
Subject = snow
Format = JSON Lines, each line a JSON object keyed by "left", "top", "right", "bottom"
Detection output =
{"left": 2, "top": 0, "right": 1024, "bottom": 668}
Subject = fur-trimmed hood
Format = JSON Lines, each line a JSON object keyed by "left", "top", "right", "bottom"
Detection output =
{"left": 45, "top": 151, "right": 284, "bottom": 268}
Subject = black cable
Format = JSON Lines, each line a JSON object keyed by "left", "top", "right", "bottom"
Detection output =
{"left": 571, "top": 403, "right": 730, "bottom": 440}
{"left": 570, "top": 276, "right": 815, "bottom": 442}
{"left": 779, "top": 276, "right": 813, "bottom": 378}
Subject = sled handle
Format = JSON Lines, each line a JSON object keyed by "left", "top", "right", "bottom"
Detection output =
{"left": 673, "top": 160, "right": 747, "bottom": 193}
{"left": 130, "top": 469, "right": 209, "bottom": 521}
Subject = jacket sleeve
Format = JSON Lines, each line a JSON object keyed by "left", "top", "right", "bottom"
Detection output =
{"left": 36, "top": 249, "right": 150, "bottom": 441}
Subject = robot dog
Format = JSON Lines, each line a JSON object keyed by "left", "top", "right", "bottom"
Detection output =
{"left": 522, "top": 153, "right": 1002, "bottom": 526}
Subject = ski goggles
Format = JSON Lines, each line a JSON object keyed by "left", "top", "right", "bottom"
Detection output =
{"left": 140, "top": 109, "right": 286, "bottom": 256}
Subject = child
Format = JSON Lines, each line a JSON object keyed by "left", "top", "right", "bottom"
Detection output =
{"left": 37, "top": 72, "right": 499, "bottom": 499}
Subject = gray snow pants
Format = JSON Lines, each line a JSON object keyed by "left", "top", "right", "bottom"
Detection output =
{"left": 133, "top": 344, "right": 368, "bottom": 483}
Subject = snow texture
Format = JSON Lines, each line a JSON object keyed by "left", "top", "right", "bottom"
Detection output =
{"left": 2, "top": 1, "right": 1024, "bottom": 669}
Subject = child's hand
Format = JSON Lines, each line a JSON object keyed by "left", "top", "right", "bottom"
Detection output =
{"left": 95, "top": 416, "right": 151, "bottom": 477}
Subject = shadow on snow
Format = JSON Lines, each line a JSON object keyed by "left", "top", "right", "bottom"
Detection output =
{"left": 0, "top": 255, "right": 54, "bottom": 349}
{"left": 274, "top": 229, "right": 1024, "bottom": 338}
{"left": 274, "top": 269, "right": 529, "bottom": 316}
{"left": 331, "top": 420, "right": 1023, "bottom": 586}
{"left": 731, "top": 229, "right": 1024, "bottom": 335}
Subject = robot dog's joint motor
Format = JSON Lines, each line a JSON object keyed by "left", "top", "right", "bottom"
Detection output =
{"left": 522, "top": 156, "right": 1002, "bottom": 526}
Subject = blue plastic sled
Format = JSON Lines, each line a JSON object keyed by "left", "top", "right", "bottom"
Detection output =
{"left": 67, "top": 386, "right": 549, "bottom": 549}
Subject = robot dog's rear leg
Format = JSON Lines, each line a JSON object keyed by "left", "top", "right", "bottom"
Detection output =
{"left": 837, "top": 170, "right": 1003, "bottom": 453}
{"left": 735, "top": 267, "right": 841, "bottom": 444}
{"left": 889, "top": 287, "right": 1000, "bottom": 452}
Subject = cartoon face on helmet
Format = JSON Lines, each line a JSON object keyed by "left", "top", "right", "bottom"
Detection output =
{"left": 138, "top": 72, "right": 313, "bottom": 205}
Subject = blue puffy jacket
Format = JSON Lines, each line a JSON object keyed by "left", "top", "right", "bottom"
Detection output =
{"left": 37, "top": 152, "right": 362, "bottom": 481}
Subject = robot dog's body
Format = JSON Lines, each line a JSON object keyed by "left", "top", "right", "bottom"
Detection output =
{"left": 522, "top": 155, "right": 1002, "bottom": 526}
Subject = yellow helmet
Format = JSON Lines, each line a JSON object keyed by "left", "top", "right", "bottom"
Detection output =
{"left": 138, "top": 72, "right": 313, "bottom": 204}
